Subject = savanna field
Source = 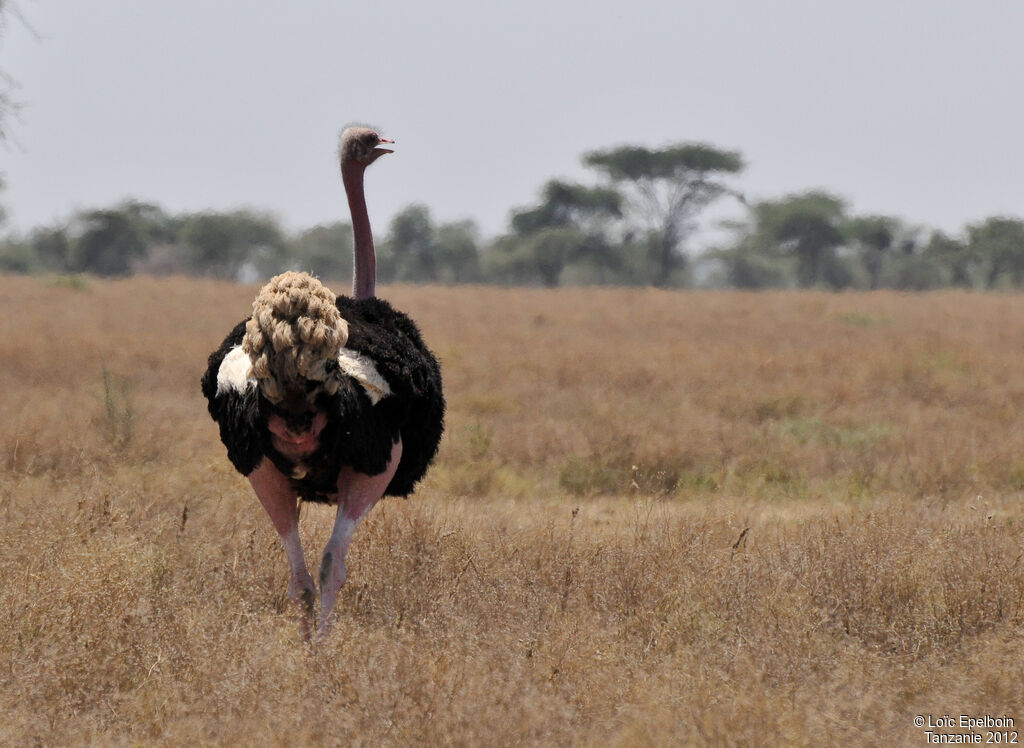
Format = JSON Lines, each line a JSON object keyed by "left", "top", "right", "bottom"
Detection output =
{"left": 1, "top": 275, "right": 1022, "bottom": 745}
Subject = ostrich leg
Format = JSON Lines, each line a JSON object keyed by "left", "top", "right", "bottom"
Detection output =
{"left": 248, "top": 460, "right": 317, "bottom": 641}
{"left": 318, "top": 439, "right": 403, "bottom": 636}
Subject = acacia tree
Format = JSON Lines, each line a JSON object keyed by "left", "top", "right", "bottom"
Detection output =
{"left": 922, "top": 231, "right": 974, "bottom": 288}
{"left": 70, "top": 201, "right": 175, "bottom": 276}
{"left": 383, "top": 204, "right": 482, "bottom": 284}
{"left": 847, "top": 214, "right": 901, "bottom": 290}
{"left": 967, "top": 217, "right": 1024, "bottom": 289}
{"left": 709, "top": 219, "right": 794, "bottom": 289}
{"left": 510, "top": 180, "right": 622, "bottom": 236}
{"left": 485, "top": 228, "right": 598, "bottom": 287}
{"left": 490, "top": 179, "right": 624, "bottom": 286}
{"left": 753, "top": 191, "right": 847, "bottom": 288}
{"left": 179, "top": 209, "right": 286, "bottom": 280}
{"left": 583, "top": 143, "right": 743, "bottom": 286}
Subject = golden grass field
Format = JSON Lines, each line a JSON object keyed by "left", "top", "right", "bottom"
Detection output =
{"left": 1, "top": 275, "right": 1022, "bottom": 745}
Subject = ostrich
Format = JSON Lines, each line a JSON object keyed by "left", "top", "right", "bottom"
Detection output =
{"left": 201, "top": 127, "right": 444, "bottom": 639}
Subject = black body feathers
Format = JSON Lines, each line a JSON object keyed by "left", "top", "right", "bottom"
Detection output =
{"left": 201, "top": 296, "right": 444, "bottom": 502}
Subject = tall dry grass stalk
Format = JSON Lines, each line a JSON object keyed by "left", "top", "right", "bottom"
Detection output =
{"left": 0, "top": 276, "right": 1021, "bottom": 744}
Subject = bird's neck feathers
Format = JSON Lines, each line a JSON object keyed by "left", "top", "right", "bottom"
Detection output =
{"left": 342, "top": 162, "right": 375, "bottom": 300}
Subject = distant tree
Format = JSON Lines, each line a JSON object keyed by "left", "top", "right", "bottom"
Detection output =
{"left": 921, "top": 231, "right": 974, "bottom": 288}
{"left": 491, "top": 179, "right": 624, "bottom": 286}
{"left": 482, "top": 235, "right": 525, "bottom": 285}
{"left": 66, "top": 200, "right": 181, "bottom": 276}
{"left": 287, "top": 222, "right": 353, "bottom": 283}
{"left": 723, "top": 250, "right": 793, "bottom": 289}
{"left": 0, "top": 175, "right": 7, "bottom": 228}
{"left": 381, "top": 204, "right": 482, "bottom": 285}
{"left": 0, "top": 236, "right": 32, "bottom": 272}
{"left": 179, "top": 209, "right": 286, "bottom": 280}
{"left": 71, "top": 210, "right": 141, "bottom": 275}
{"left": 708, "top": 220, "right": 794, "bottom": 289}
{"left": 847, "top": 214, "right": 899, "bottom": 290}
{"left": 511, "top": 180, "right": 622, "bottom": 236}
{"left": 966, "top": 217, "right": 1024, "bottom": 289}
{"left": 886, "top": 241, "right": 946, "bottom": 290}
{"left": 0, "top": 177, "right": 14, "bottom": 272}
{"left": 753, "top": 191, "right": 847, "bottom": 288}
{"left": 485, "top": 226, "right": 588, "bottom": 287}
{"left": 583, "top": 142, "right": 743, "bottom": 286}
{"left": 387, "top": 204, "right": 437, "bottom": 282}
{"left": 70, "top": 201, "right": 174, "bottom": 276}
{"left": 434, "top": 219, "right": 482, "bottom": 284}
{"left": 30, "top": 224, "right": 72, "bottom": 272}
{"left": 528, "top": 227, "right": 587, "bottom": 287}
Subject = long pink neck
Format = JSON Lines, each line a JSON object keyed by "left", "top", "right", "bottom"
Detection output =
{"left": 342, "top": 163, "right": 375, "bottom": 299}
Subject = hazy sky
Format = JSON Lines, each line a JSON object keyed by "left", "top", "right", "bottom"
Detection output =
{"left": 3, "top": 1, "right": 1023, "bottom": 246}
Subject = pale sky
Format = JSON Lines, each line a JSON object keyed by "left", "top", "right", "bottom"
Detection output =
{"left": 3, "top": 1, "right": 1023, "bottom": 246}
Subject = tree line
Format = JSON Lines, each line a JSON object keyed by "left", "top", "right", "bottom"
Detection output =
{"left": 2, "top": 140, "right": 1022, "bottom": 290}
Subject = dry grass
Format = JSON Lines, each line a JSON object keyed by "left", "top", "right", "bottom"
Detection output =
{"left": 1, "top": 275, "right": 1022, "bottom": 745}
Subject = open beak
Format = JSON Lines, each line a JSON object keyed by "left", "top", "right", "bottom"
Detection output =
{"left": 374, "top": 137, "right": 395, "bottom": 157}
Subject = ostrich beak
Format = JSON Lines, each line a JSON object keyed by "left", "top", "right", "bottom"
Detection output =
{"left": 374, "top": 137, "right": 395, "bottom": 157}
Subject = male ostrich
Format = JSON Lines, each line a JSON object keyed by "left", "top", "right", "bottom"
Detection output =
{"left": 201, "top": 127, "right": 444, "bottom": 639}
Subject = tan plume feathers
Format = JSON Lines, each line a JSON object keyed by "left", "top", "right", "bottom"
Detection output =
{"left": 242, "top": 271, "right": 348, "bottom": 403}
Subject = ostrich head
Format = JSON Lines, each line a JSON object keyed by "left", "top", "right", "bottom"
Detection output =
{"left": 242, "top": 271, "right": 348, "bottom": 413}
{"left": 339, "top": 126, "right": 394, "bottom": 168}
